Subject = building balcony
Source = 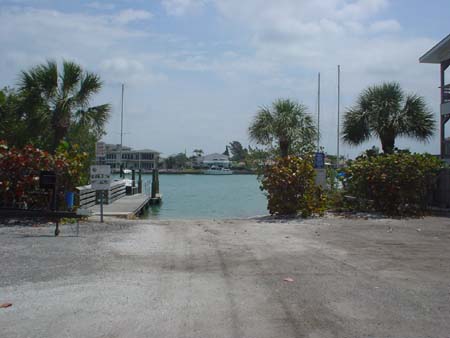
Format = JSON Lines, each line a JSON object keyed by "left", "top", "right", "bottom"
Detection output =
{"left": 444, "top": 84, "right": 450, "bottom": 104}
{"left": 442, "top": 102, "right": 450, "bottom": 116}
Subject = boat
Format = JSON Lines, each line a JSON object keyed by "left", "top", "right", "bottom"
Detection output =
{"left": 203, "top": 166, "right": 233, "bottom": 175}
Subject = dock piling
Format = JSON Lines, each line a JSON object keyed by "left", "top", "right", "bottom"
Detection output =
{"left": 138, "top": 169, "right": 142, "bottom": 194}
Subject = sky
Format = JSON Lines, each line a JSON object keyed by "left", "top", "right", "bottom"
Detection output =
{"left": 0, "top": 0, "right": 449, "bottom": 158}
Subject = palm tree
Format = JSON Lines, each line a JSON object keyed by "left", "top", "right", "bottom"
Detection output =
{"left": 342, "top": 82, "right": 435, "bottom": 154}
{"left": 19, "top": 60, "right": 110, "bottom": 153}
{"left": 248, "top": 98, "right": 316, "bottom": 158}
{"left": 193, "top": 149, "right": 204, "bottom": 157}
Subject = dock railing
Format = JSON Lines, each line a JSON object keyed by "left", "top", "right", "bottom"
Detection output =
{"left": 143, "top": 180, "right": 151, "bottom": 196}
{"left": 103, "top": 180, "right": 126, "bottom": 204}
{"left": 76, "top": 185, "right": 96, "bottom": 209}
{"left": 76, "top": 179, "right": 127, "bottom": 208}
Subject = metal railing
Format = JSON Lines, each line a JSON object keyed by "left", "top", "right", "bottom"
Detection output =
{"left": 143, "top": 180, "right": 152, "bottom": 196}
{"left": 443, "top": 85, "right": 450, "bottom": 103}
{"left": 76, "top": 180, "right": 126, "bottom": 207}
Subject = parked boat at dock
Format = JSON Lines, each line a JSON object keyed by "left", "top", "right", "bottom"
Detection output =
{"left": 203, "top": 166, "right": 233, "bottom": 175}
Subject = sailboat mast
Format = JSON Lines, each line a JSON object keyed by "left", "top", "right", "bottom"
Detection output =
{"left": 317, "top": 72, "right": 321, "bottom": 151}
{"left": 120, "top": 83, "right": 124, "bottom": 171}
{"left": 337, "top": 65, "right": 341, "bottom": 168}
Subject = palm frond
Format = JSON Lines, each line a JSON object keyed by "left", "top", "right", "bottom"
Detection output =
{"left": 75, "top": 72, "right": 102, "bottom": 108}
{"left": 249, "top": 98, "right": 316, "bottom": 156}
{"left": 249, "top": 106, "right": 274, "bottom": 145}
{"left": 19, "top": 60, "right": 57, "bottom": 99}
{"left": 75, "top": 104, "right": 111, "bottom": 135}
{"left": 61, "top": 60, "right": 82, "bottom": 98}
{"left": 35, "top": 60, "right": 58, "bottom": 99}
{"left": 400, "top": 94, "right": 436, "bottom": 141}
{"left": 342, "top": 107, "right": 371, "bottom": 145}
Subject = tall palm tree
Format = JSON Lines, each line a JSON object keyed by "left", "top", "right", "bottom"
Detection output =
{"left": 342, "top": 82, "right": 435, "bottom": 154}
{"left": 19, "top": 60, "right": 110, "bottom": 153}
{"left": 249, "top": 98, "right": 316, "bottom": 158}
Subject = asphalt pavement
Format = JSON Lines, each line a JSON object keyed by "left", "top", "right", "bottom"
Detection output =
{"left": 1, "top": 215, "right": 449, "bottom": 338}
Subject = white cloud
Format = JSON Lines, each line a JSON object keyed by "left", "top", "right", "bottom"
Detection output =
{"left": 0, "top": 7, "right": 165, "bottom": 126}
{"left": 214, "top": 0, "right": 393, "bottom": 40}
{"left": 114, "top": 9, "right": 153, "bottom": 24}
{"left": 336, "top": 0, "right": 389, "bottom": 20}
{"left": 86, "top": 2, "right": 116, "bottom": 11}
{"left": 162, "top": 0, "right": 207, "bottom": 16}
{"left": 100, "top": 57, "right": 167, "bottom": 85}
{"left": 0, "top": 7, "right": 145, "bottom": 70}
{"left": 369, "top": 19, "right": 401, "bottom": 33}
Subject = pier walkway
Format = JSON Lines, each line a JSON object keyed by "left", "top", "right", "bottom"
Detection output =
{"left": 89, "top": 193, "right": 151, "bottom": 219}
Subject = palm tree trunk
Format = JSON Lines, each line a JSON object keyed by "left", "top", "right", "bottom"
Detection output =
{"left": 381, "top": 135, "right": 395, "bottom": 154}
{"left": 279, "top": 140, "right": 289, "bottom": 158}
{"left": 52, "top": 126, "right": 67, "bottom": 153}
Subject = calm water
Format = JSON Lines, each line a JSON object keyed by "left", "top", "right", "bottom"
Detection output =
{"left": 141, "top": 174, "right": 268, "bottom": 219}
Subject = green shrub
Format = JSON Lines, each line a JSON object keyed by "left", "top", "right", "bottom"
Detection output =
{"left": 261, "top": 156, "right": 326, "bottom": 217}
{"left": 0, "top": 141, "right": 88, "bottom": 208}
{"left": 342, "top": 152, "right": 442, "bottom": 216}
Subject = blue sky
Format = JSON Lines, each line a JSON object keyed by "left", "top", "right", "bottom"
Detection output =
{"left": 0, "top": 0, "right": 449, "bottom": 157}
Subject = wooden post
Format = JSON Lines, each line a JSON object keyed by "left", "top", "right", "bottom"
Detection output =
{"left": 151, "top": 169, "right": 156, "bottom": 198}
{"left": 138, "top": 169, "right": 142, "bottom": 194}
{"left": 155, "top": 169, "right": 160, "bottom": 195}
{"left": 100, "top": 191, "right": 104, "bottom": 223}
{"left": 55, "top": 220, "right": 60, "bottom": 237}
{"left": 53, "top": 173, "right": 59, "bottom": 236}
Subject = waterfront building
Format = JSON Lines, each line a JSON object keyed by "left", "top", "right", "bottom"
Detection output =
{"left": 104, "top": 144, "right": 160, "bottom": 172}
{"left": 420, "top": 33, "right": 450, "bottom": 158}
{"left": 199, "top": 153, "right": 231, "bottom": 168}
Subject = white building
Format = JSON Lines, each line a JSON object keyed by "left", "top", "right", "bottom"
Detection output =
{"left": 420, "top": 33, "right": 450, "bottom": 158}
{"left": 199, "top": 153, "right": 231, "bottom": 168}
{"left": 104, "top": 144, "right": 160, "bottom": 172}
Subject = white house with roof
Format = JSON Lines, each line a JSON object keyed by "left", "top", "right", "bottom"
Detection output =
{"left": 199, "top": 153, "right": 231, "bottom": 168}
{"left": 104, "top": 144, "right": 160, "bottom": 172}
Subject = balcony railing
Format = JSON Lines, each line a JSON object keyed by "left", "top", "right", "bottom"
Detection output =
{"left": 444, "top": 84, "right": 450, "bottom": 103}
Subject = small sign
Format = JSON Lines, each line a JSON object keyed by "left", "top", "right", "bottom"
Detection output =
{"left": 90, "top": 165, "right": 111, "bottom": 190}
{"left": 314, "top": 152, "right": 325, "bottom": 169}
{"left": 95, "top": 142, "right": 106, "bottom": 158}
{"left": 315, "top": 169, "right": 326, "bottom": 188}
{"left": 39, "top": 171, "right": 56, "bottom": 189}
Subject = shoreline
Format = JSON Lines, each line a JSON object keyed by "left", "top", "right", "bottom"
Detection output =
{"left": 112, "top": 169, "right": 257, "bottom": 175}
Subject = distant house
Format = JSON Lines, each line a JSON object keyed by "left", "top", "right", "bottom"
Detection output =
{"left": 104, "top": 144, "right": 160, "bottom": 172}
{"left": 199, "top": 153, "right": 230, "bottom": 168}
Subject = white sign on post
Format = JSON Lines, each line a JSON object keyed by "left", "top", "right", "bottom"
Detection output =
{"left": 90, "top": 165, "right": 111, "bottom": 190}
{"left": 95, "top": 142, "right": 106, "bottom": 158}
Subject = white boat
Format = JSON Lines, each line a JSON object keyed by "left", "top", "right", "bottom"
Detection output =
{"left": 203, "top": 166, "right": 233, "bottom": 175}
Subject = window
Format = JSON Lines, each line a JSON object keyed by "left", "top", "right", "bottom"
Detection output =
{"left": 141, "top": 153, "right": 154, "bottom": 160}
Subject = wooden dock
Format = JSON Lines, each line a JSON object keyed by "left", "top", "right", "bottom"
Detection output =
{"left": 89, "top": 193, "right": 152, "bottom": 219}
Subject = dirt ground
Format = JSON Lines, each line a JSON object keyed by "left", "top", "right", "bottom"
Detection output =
{"left": 1, "top": 215, "right": 449, "bottom": 338}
